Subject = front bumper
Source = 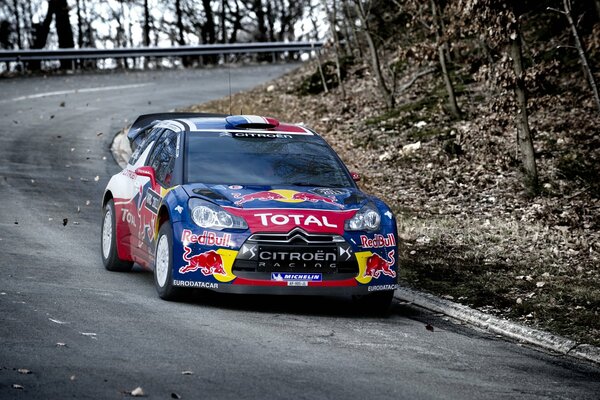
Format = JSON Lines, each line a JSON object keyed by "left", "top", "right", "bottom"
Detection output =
{"left": 172, "top": 223, "right": 399, "bottom": 295}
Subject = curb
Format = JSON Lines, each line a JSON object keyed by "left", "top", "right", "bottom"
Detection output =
{"left": 394, "top": 287, "right": 600, "bottom": 365}
{"left": 110, "top": 128, "right": 599, "bottom": 366}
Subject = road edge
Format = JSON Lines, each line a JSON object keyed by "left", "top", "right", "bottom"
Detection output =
{"left": 394, "top": 287, "right": 600, "bottom": 365}
{"left": 110, "top": 129, "right": 599, "bottom": 366}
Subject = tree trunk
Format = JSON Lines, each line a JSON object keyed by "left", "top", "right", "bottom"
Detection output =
{"left": 76, "top": 0, "right": 83, "bottom": 48}
{"left": 354, "top": 0, "right": 394, "bottom": 108}
{"left": 323, "top": 0, "right": 346, "bottom": 98}
{"left": 511, "top": 32, "right": 539, "bottom": 194}
{"left": 228, "top": 0, "right": 243, "bottom": 43}
{"left": 595, "top": 0, "right": 600, "bottom": 20}
{"left": 201, "top": 0, "right": 217, "bottom": 43}
{"left": 143, "top": 0, "right": 150, "bottom": 46}
{"left": 29, "top": 0, "right": 55, "bottom": 70}
{"left": 24, "top": 0, "right": 33, "bottom": 47}
{"left": 342, "top": 0, "right": 363, "bottom": 58}
{"left": 315, "top": 46, "right": 329, "bottom": 94}
{"left": 175, "top": 0, "right": 185, "bottom": 45}
{"left": 201, "top": 0, "right": 217, "bottom": 63}
{"left": 266, "top": 1, "right": 276, "bottom": 42}
{"left": 253, "top": 0, "right": 268, "bottom": 42}
{"left": 563, "top": 0, "right": 600, "bottom": 113}
{"left": 12, "top": 0, "right": 21, "bottom": 49}
{"left": 220, "top": 0, "right": 227, "bottom": 44}
{"left": 431, "top": 0, "right": 460, "bottom": 118}
{"left": 176, "top": 0, "right": 191, "bottom": 66}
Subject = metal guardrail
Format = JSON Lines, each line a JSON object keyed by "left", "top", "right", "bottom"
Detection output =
{"left": 0, "top": 41, "right": 323, "bottom": 62}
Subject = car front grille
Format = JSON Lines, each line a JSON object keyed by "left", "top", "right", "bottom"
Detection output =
{"left": 233, "top": 228, "right": 358, "bottom": 277}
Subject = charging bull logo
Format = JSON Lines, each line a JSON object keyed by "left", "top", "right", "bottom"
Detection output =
{"left": 364, "top": 250, "right": 396, "bottom": 279}
{"left": 232, "top": 189, "right": 343, "bottom": 208}
{"left": 290, "top": 192, "right": 342, "bottom": 207}
{"left": 179, "top": 246, "right": 226, "bottom": 276}
{"left": 233, "top": 190, "right": 286, "bottom": 205}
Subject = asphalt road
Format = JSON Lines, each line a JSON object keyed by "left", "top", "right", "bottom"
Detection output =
{"left": 1, "top": 66, "right": 599, "bottom": 400}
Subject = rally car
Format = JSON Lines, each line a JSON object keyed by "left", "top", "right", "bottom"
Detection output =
{"left": 101, "top": 113, "right": 398, "bottom": 308}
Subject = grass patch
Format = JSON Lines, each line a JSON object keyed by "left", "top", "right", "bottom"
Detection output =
{"left": 397, "top": 215, "right": 600, "bottom": 346}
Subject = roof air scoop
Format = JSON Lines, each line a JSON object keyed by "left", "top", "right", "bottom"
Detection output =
{"left": 225, "top": 115, "right": 280, "bottom": 129}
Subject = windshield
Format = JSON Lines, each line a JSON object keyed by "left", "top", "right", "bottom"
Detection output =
{"left": 185, "top": 132, "right": 354, "bottom": 187}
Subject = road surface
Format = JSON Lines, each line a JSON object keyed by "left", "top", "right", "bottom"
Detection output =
{"left": 1, "top": 67, "right": 599, "bottom": 399}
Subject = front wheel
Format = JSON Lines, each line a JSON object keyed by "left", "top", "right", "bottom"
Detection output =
{"left": 101, "top": 199, "right": 133, "bottom": 272}
{"left": 154, "top": 221, "right": 181, "bottom": 300}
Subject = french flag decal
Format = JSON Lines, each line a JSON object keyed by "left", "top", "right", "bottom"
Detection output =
{"left": 225, "top": 115, "right": 280, "bottom": 129}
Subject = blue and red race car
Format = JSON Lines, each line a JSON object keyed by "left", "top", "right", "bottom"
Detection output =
{"left": 101, "top": 113, "right": 398, "bottom": 308}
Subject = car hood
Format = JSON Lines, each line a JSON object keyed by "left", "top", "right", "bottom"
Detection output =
{"left": 182, "top": 184, "right": 369, "bottom": 211}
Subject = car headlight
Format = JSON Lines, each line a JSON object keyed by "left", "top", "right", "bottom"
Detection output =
{"left": 188, "top": 198, "right": 248, "bottom": 230}
{"left": 345, "top": 204, "right": 381, "bottom": 232}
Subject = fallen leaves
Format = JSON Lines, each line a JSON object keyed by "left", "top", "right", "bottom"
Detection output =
{"left": 129, "top": 387, "right": 145, "bottom": 397}
{"left": 189, "top": 51, "right": 600, "bottom": 346}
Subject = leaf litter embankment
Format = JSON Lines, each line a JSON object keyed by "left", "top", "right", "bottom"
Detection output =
{"left": 186, "top": 62, "right": 599, "bottom": 347}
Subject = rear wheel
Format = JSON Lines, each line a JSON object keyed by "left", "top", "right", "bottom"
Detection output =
{"left": 101, "top": 199, "right": 133, "bottom": 272}
{"left": 352, "top": 290, "right": 394, "bottom": 315}
{"left": 154, "top": 221, "right": 181, "bottom": 300}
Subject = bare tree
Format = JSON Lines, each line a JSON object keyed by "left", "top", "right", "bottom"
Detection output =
{"left": 353, "top": 0, "right": 394, "bottom": 108}
{"left": 431, "top": 0, "right": 461, "bottom": 118}
{"left": 29, "top": 0, "right": 74, "bottom": 70}
{"left": 323, "top": 0, "right": 346, "bottom": 98}
{"left": 12, "top": 0, "right": 21, "bottom": 49}
{"left": 143, "top": 0, "right": 150, "bottom": 46}
{"left": 549, "top": 0, "right": 600, "bottom": 113}
{"left": 511, "top": 13, "right": 538, "bottom": 193}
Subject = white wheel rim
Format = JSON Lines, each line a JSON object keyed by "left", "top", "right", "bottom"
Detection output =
{"left": 102, "top": 208, "right": 112, "bottom": 259}
{"left": 155, "top": 234, "right": 170, "bottom": 288}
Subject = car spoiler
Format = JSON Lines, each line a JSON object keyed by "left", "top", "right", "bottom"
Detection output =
{"left": 126, "top": 112, "right": 228, "bottom": 144}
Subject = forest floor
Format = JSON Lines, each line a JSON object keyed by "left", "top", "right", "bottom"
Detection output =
{"left": 187, "top": 59, "right": 600, "bottom": 347}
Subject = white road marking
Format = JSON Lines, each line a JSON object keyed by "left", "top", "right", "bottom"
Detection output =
{"left": 2, "top": 83, "right": 153, "bottom": 103}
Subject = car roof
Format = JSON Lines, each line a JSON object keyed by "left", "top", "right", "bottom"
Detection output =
{"left": 127, "top": 113, "right": 316, "bottom": 142}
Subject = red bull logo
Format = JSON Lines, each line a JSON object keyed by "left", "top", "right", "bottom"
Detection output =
{"left": 179, "top": 247, "right": 226, "bottom": 276}
{"left": 181, "top": 229, "right": 232, "bottom": 248}
{"left": 232, "top": 189, "right": 343, "bottom": 208}
{"left": 364, "top": 250, "right": 396, "bottom": 279}
{"left": 360, "top": 233, "right": 396, "bottom": 248}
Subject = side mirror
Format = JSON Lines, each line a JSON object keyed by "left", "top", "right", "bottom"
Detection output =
{"left": 350, "top": 172, "right": 361, "bottom": 182}
{"left": 135, "top": 166, "right": 157, "bottom": 188}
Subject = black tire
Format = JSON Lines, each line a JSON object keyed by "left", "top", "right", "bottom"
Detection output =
{"left": 101, "top": 199, "right": 134, "bottom": 272}
{"left": 352, "top": 290, "right": 394, "bottom": 315}
{"left": 153, "top": 221, "right": 181, "bottom": 301}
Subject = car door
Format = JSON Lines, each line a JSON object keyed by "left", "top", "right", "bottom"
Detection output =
{"left": 112, "top": 127, "right": 164, "bottom": 264}
{"left": 132, "top": 129, "right": 178, "bottom": 265}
